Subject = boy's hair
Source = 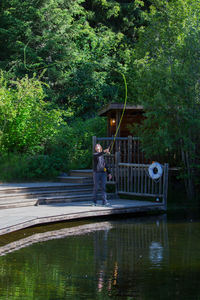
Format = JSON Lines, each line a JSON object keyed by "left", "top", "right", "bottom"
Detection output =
{"left": 95, "top": 144, "right": 102, "bottom": 152}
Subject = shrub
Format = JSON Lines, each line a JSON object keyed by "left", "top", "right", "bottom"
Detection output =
{"left": 46, "top": 116, "right": 107, "bottom": 171}
{"left": 0, "top": 153, "right": 64, "bottom": 182}
{"left": 0, "top": 71, "right": 63, "bottom": 154}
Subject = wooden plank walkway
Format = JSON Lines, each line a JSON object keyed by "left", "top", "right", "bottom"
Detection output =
{"left": 0, "top": 199, "right": 165, "bottom": 236}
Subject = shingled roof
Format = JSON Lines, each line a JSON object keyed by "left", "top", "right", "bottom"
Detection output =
{"left": 98, "top": 102, "right": 144, "bottom": 116}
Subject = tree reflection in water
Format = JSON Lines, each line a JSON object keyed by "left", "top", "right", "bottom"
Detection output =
{"left": 0, "top": 214, "right": 200, "bottom": 299}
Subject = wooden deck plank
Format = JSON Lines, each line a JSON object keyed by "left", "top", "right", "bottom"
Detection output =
{"left": 0, "top": 199, "right": 165, "bottom": 236}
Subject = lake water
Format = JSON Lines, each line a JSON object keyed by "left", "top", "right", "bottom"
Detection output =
{"left": 0, "top": 212, "right": 199, "bottom": 300}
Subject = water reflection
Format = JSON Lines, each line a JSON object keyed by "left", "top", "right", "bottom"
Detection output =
{"left": 91, "top": 215, "right": 169, "bottom": 298}
{"left": 149, "top": 241, "right": 163, "bottom": 266}
{"left": 0, "top": 222, "right": 113, "bottom": 256}
{"left": 0, "top": 214, "right": 199, "bottom": 299}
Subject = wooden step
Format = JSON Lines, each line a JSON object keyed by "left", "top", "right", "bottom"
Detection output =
{"left": 0, "top": 188, "right": 93, "bottom": 201}
{"left": 0, "top": 192, "right": 93, "bottom": 206}
{"left": 0, "top": 183, "right": 93, "bottom": 195}
{"left": 0, "top": 198, "right": 38, "bottom": 209}
{"left": 58, "top": 176, "right": 93, "bottom": 184}
{"left": 0, "top": 191, "right": 116, "bottom": 209}
{"left": 0, "top": 181, "right": 117, "bottom": 209}
{"left": 39, "top": 192, "right": 115, "bottom": 205}
{"left": 39, "top": 194, "right": 94, "bottom": 205}
{"left": 0, "top": 194, "right": 94, "bottom": 209}
{"left": 0, "top": 182, "right": 94, "bottom": 209}
{"left": 69, "top": 169, "right": 93, "bottom": 177}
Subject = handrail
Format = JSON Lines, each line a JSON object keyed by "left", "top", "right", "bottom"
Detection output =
{"left": 97, "top": 137, "right": 140, "bottom": 141}
{"left": 118, "top": 163, "right": 151, "bottom": 167}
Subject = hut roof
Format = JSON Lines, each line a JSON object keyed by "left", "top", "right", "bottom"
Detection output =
{"left": 98, "top": 102, "right": 144, "bottom": 116}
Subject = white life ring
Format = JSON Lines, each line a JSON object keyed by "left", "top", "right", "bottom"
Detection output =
{"left": 148, "top": 162, "right": 163, "bottom": 180}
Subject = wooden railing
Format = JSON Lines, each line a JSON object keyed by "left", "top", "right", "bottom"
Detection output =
{"left": 92, "top": 136, "right": 169, "bottom": 206}
{"left": 93, "top": 136, "right": 146, "bottom": 164}
{"left": 93, "top": 136, "right": 180, "bottom": 167}
{"left": 117, "top": 163, "right": 169, "bottom": 207}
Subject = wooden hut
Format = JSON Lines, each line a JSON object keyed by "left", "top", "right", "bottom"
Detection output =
{"left": 98, "top": 102, "right": 144, "bottom": 137}
{"left": 94, "top": 102, "right": 169, "bottom": 205}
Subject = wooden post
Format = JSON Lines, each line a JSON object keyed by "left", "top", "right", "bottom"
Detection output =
{"left": 116, "top": 110, "right": 121, "bottom": 138}
{"left": 115, "top": 151, "right": 120, "bottom": 197}
{"left": 128, "top": 137, "right": 132, "bottom": 194}
{"left": 92, "top": 136, "right": 97, "bottom": 152}
{"left": 128, "top": 136, "right": 132, "bottom": 163}
{"left": 92, "top": 136, "right": 97, "bottom": 170}
{"left": 163, "top": 163, "right": 169, "bottom": 210}
{"left": 107, "top": 117, "right": 110, "bottom": 137}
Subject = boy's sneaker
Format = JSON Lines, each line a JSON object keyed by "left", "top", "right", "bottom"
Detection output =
{"left": 92, "top": 203, "right": 97, "bottom": 206}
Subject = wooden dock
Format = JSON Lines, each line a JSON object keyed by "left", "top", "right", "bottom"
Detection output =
{"left": 0, "top": 199, "right": 165, "bottom": 236}
{"left": 0, "top": 175, "right": 167, "bottom": 236}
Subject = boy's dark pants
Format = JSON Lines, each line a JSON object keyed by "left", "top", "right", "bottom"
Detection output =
{"left": 93, "top": 172, "right": 107, "bottom": 205}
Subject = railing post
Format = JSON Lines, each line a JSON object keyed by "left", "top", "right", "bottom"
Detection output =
{"left": 128, "top": 135, "right": 132, "bottom": 163}
{"left": 163, "top": 163, "right": 169, "bottom": 210}
{"left": 92, "top": 136, "right": 97, "bottom": 152}
{"left": 92, "top": 136, "right": 97, "bottom": 170}
{"left": 115, "top": 151, "right": 120, "bottom": 197}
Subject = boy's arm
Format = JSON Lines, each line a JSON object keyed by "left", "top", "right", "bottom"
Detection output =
{"left": 93, "top": 151, "right": 104, "bottom": 157}
{"left": 93, "top": 148, "right": 110, "bottom": 157}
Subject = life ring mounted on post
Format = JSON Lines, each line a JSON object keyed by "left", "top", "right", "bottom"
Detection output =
{"left": 148, "top": 162, "right": 163, "bottom": 180}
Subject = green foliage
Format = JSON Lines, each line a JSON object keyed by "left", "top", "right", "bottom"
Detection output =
{"left": 4, "top": 0, "right": 200, "bottom": 192}
{"left": 0, "top": 153, "right": 63, "bottom": 181}
{"left": 47, "top": 116, "right": 106, "bottom": 171}
{"left": 130, "top": 0, "right": 200, "bottom": 151}
{"left": 0, "top": 112, "right": 106, "bottom": 181}
{"left": 0, "top": 71, "right": 63, "bottom": 153}
{"left": 128, "top": 0, "right": 200, "bottom": 196}
{"left": 84, "top": 0, "right": 150, "bottom": 43}
{"left": 0, "top": 67, "right": 107, "bottom": 181}
{"left": 0, "top": 0, "right": 150, "bottom": 117}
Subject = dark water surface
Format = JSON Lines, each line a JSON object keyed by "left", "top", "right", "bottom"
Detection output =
{"left": 0, "top": 213, "right": 200, "bottom": 300}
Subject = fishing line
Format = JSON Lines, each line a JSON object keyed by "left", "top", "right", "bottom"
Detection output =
{"left": 23, "top": 44, "right": 128, "bottom": 143}
{"left": 109, "top": 72, "right": 127, "bottom": 154}
{"left": 24, "top": 41, "right": 57, "bottom": 71}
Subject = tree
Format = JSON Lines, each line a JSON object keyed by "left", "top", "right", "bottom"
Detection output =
{"left": 129, "top": 0, "right": 200, "bottom": 198}
{"left": 0, "top": 0, "right": 151, "bottom": 118}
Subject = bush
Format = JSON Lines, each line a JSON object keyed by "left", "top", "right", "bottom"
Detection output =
{"left": 0, "top": 153, "right": 64, "bottom": 182}
{"left": 0, "top": 117, "right": 106, "bottom": 182}
{"left": 0, "top": 71, "right": 63, "bottom": 154}
{"left": 0, "top": 71, "right": 107, "bottom": 181}
{"left": 46, "top": 116, "right": 107, "bottom": 171}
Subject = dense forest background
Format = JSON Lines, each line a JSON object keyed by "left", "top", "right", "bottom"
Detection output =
{"left": 0, "top": 0, "right": 200, "bottom": 199}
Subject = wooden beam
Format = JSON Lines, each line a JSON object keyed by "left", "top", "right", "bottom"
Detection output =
{"left": 116, "top": 110, "right": 121, "bottom": 137}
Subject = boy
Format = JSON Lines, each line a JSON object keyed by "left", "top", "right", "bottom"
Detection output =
{"left": 93, "top": 144, "right": 112, "bottom": 206}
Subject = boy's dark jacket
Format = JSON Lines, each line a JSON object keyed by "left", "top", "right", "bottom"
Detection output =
{"left": 93, "top": 151, "right": 110, "bottom": 174}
